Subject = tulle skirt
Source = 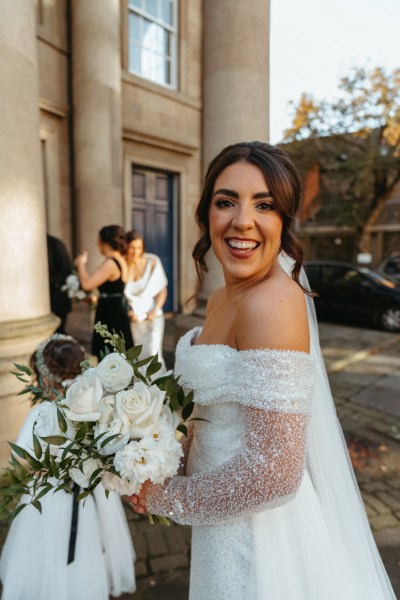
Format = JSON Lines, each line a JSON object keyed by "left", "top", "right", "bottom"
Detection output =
{"left": 189, "top": 472, "right": 395, "bottom": 600}
{"left": 0, "top": 486, "right": 136, "bottom": 600}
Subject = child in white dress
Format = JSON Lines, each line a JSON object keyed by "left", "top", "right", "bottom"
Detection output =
{"left": 0, "top": 334, "right": 136, "bottom": 600}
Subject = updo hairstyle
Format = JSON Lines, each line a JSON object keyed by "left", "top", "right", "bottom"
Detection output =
{"left": 99, "top": 225, "right": 127, "bottom": 254}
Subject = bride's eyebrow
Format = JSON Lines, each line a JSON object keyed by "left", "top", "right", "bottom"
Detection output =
{"left": 213, "top": 188, "right": 273, "bottom": 199}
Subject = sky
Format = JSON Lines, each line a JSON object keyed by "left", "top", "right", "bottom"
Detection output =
{"left": 270, "top": 0, "right": 400, "bottom": 143}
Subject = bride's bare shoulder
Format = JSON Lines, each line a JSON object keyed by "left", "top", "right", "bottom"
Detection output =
{"left": 206, "top": 287, "right": 226, "bottom": 316}
{"left": 236, "top": 275, "right": 309, "bottom": 352}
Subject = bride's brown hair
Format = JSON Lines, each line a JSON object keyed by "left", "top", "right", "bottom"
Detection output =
{"left": 193, "top": 141, "right": 307, "bottom": 291}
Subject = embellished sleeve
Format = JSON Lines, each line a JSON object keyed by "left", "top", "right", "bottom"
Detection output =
{"left": 146, "top": 351, "right": 315, "bottom": 526}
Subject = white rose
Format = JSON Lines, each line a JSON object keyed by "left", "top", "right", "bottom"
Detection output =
{"left": 96, "top": 353, "right": 134, "bottom": 393}
{"left": 115, "top": 381, "right": 166, "bottom": 439}
{"left": 33, "top": 402, "right": 74, "bottom": 448}
{"left": 69, "top": 457, "right": 102, "bottom": 489}
{"left": 101, "top": 471, "right": 137, "bottom": 496}
{"left": 64, "top": 373, "right": 104, "bottom": 422}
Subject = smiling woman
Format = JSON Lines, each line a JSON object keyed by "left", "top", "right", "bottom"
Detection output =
{"left": 128, "top": 141, "right": 396, "bottom": 600}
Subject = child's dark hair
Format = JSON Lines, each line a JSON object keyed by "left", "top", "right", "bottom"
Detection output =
{"left": 30, "top": 335, "right": 86, "bottom": 385}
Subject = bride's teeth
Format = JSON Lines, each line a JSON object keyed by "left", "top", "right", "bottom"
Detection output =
{"left": 228, "top": 240, "right": 257, "bottom": 250}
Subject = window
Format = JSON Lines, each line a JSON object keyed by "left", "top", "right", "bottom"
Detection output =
{"left": 128, "top": 0, "right": 178, "bottom": 88}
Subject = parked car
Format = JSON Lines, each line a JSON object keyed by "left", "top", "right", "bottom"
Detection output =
{"left": 304, "top": 261, "right": 400, "bottom": 332}
{"left": 379, "top": 252, "right": 400, "bottom": 285}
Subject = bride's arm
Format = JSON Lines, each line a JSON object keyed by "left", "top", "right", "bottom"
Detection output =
{"left": 144, "top": 405, "right": 308, "bottom": 526}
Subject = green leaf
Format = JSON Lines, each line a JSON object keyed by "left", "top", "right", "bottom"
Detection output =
{"left": 182, "top": 402, "right": 194, "bottom": 421}
{"left": 25, "top": 452, "right": 44, "bottom": 470}
{"left": 74, "top": 422, "right": 88, "bottom": 441}
{"left": 31, "top": 499, "right": 42, "bottom": 513}
{"left": 13, "top": 363, "right": 33, "bottom": 376}
{"left": 40, "top": 435, "right": 67, "bottom": 445}
{"left": 134, "top": 356, "right": 153, "bottom": 369}
{"left": 100, "top": 433, "right": 120, "bottom": 449}
{"left": 126, "top": 345, "right": 143, "bottom": 362}
{"left": 35, "top": 486, "right": 52, "bottom": 501}
{"left": 176, "top": 423, "right": 188, "bottom": 437}
{"left": 183, "top": 390, "right": 194, "bottom": 406}
{"left": 32, "top": 433, "right": 43, "bottom": 459}
{"left": 77, "top": 490, "right": 91, "bottom": 501}
{"left": 89, "top": 467, "right": 103, "bottom": 486}
{"left": 9, "top": 443, "right": 28, "bottom": 460}
{"left": 11, "top": 503, "right": 28, "bottom": 520}
{"left": 146, "top": 361, "right": 162, "bottom": 378}
{"left": 57, "top": 407, "right": 68, "bottom": 433}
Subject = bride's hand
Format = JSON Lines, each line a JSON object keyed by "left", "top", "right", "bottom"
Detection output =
{"left": 74, "top": 251, "right": 88, "bottom": 268}
{"left": 127, "top": 480, "right": 152, "bottom": 515}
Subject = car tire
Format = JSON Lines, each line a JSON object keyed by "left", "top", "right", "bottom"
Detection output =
{"left": 380, "top": 307, "right": 400, "bottom": 332}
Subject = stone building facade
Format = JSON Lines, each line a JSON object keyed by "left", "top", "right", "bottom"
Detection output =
{"left": 0, "top": 0, "right": 270, "bottom": 462}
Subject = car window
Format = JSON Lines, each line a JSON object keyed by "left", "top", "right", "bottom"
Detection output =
{"left": 305, "top": 265, "right": 320, "bottom": 287}
{"left": 322, "top": 266, "right": 363, "bottom": 285}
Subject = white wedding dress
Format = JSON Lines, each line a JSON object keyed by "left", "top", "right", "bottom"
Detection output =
{"left": 147, "top": 325, "right": 396, "bottom": 599}
{"left": 0, "top": 404, "right": 136, "bottom": 600}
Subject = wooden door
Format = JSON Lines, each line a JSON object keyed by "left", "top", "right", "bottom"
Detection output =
{"left": 131, "top": 167, "right": 176, "bottom": 312}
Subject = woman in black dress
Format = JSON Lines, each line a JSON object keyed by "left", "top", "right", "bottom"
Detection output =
{"left": 75, "top": 225, "right": 133, "bottom": 360}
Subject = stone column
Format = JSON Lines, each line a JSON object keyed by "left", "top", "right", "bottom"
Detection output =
{"left": 0, "top": 1, "right": 59, "bottom": 464}
{"left": 72, "top": 1, "right": 123, "bottom": 268}
{"left": 200, "top": 0, "right": 270, "bottom": 299}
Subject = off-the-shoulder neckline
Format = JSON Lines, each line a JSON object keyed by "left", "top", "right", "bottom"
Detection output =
{"left": 185, "top": 326, "right": 312, "bottom": 358}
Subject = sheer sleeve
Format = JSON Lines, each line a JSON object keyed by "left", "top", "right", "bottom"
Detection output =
{"left": 146, "top": 344, "right": 315, "bottom": 526}
{"left": 147, "top": 406, "right": 309, "bottom": 525}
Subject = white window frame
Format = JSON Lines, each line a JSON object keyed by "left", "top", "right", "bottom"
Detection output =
{"left": 128, "top": 0, "right": 178, "bottom": 89}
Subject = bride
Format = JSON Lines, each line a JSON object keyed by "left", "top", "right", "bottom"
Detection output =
{"left": 129, "top": 141, "right": 396, "bottom": 599}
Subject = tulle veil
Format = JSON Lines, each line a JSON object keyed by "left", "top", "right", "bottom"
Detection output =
{"left": 269, "top": 254, "right": 397, "bottom": 598}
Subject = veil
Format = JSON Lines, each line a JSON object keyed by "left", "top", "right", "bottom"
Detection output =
{"left": 279, "top": 254, "right": 396, "bottom": 598}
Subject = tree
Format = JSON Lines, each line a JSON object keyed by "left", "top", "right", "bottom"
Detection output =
{"left": 282, "top": 67, "right": 400, "bottom": 251}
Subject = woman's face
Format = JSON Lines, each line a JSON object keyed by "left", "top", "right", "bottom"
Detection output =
{"left": 209, "top": 162, "right": 283, "bottom": 285}
{"left": 128, "top": 239, "right": 144, "bottom": 261}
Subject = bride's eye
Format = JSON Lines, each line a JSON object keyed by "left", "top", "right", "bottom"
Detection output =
{"left": 256, "top": 201, "right": 276, "bottom": 212}
{"left": 215, "top": 199, "right": 234, "bottom": 208}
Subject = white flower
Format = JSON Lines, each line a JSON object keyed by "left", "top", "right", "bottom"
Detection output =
{"left": 101, "top": 471, "right": 137, "bottom": 496}
{"left": 70, "top": 457, "right": 102, "bottom": 489}
{"left": 115, "top": 381, "right": 166, "bottom": 439}
{"left": 96, "top": 353, "right": 134, "bottom": 393}
{"left": 64, "top": 372, "right": 104, "bottom": 422}
{"left": 34, "top": 402, "right": 64, "bottom": 439}
{"left": 94, "top": 408, "right": 130, "bottom": 456}
{"left": 160, "top": 404, "right": 181, "bottom": 432}
{"left": 113, "top": 428, "right": 183, "bottom": 488}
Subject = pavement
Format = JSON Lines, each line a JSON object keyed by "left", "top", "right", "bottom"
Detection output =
{"left": 1, "top": 317, "right": 400, "bottom": 599}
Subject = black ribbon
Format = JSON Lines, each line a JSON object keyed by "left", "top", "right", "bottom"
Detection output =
{"left": 67, "top": 483, "right": 80, "bottom": 564}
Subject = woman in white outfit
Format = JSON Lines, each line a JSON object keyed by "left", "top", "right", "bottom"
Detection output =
{"left": 124, "top": 230, "right": 168, "bottom": 366}
{"left": 129, "top": 141, "right": 396, "bottom": 599}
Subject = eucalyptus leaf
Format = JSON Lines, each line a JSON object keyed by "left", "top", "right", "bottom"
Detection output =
{"left": 57, "top": 407, "right": 68, "bottom": 433}
{"left": 40, "top": 435, "right": 67, "bottom": 445}
{"left": 32, "top": 433, "right": 42, "bottom": 460}
{"left": 9, "top": 443, "right": 28, "bottom": 460}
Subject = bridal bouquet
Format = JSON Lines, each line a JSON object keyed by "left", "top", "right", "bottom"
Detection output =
{"left": 0, "top": 324, "right": 194, "bottom": 523}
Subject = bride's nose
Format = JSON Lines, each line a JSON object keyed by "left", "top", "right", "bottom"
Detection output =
{"left": 232, "top": 203, "right": 253, "bottom": 230}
